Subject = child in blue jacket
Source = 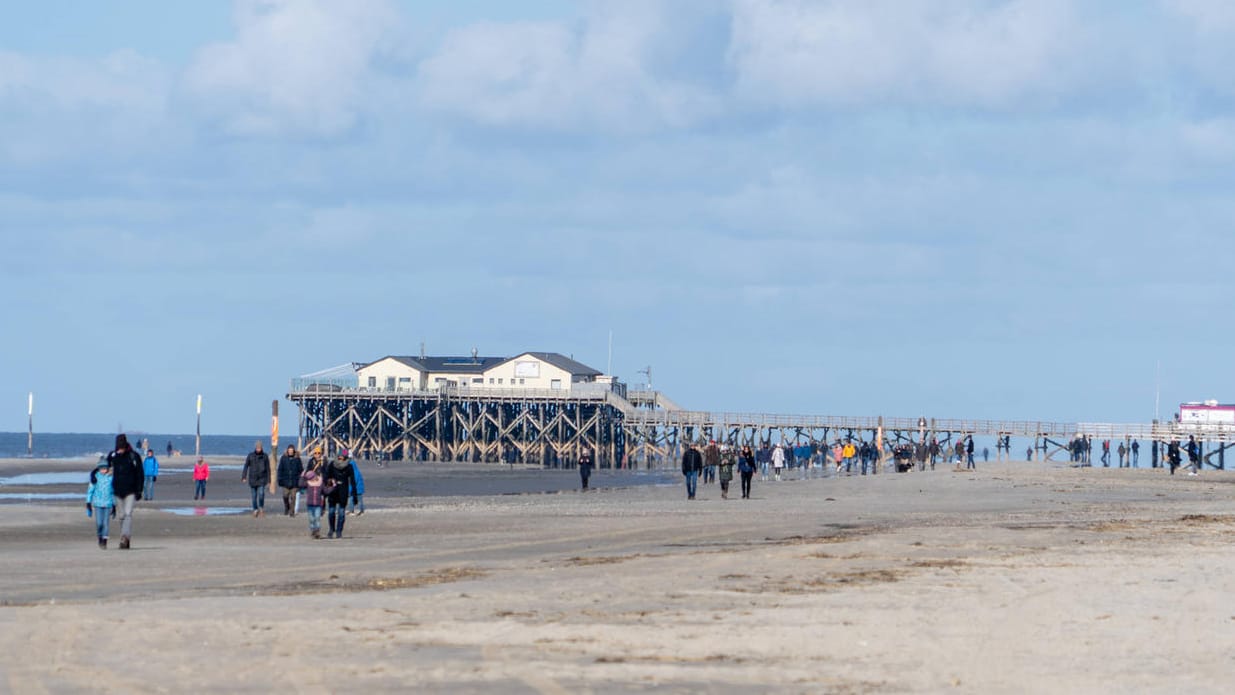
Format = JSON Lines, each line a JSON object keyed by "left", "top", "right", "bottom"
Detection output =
{"left": 86, "top": 462, "right": 115, "bottom": 549}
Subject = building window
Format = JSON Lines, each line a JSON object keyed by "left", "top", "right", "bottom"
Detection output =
{"left": 498, "top": 378, "right": 503, "bottom": 384}
{"left": 519, "top": 378, "right": 525, "bottom": 385}
{"left": 550, "top": 379, "right": 562, "bottom": 390}
{"left": 367, "top": 376, "right": 377, "bottom": 388}
{"left": 472, "top": 378, "right": 483, "bottom": 384}
{"left": 489, "top": 378, "right": 494, "bottom": 384}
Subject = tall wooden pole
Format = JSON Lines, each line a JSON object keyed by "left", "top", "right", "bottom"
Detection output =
{"left": 27, "top": 392, "right": 33, "bottom": 457}
{"left": 195, "top": 394, "right": 202, "bottom": 457}
{"left": 270, "top": 400, "right": 279, "bottom": 494}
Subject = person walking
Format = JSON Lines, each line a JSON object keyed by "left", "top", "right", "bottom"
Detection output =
{"left": 718, "top": 445, "right": 735, "bottom": 499}
{"left": 85, "top": 460, "right": 115, "bottom": 549}
{"left": 192, "top": 456, "right": 210, "bottom": 500}
{"left": 1131, "top": 440, "right": 1140, "bottom": 467}
{"left": 842, "top": 441, "right": 856, "bottom": 474}
{"left": 758, "top": 443, "right": 770, "bottom": 481}
{"left": 703, "top": 440, "right": 720, "bottom": 485}
{"left": 276, "top": 445, "right": 303, "bottom": 517}
{"left": 241, "top": 441, "right": 271, "bottom": 517}
{"left": 681, "top": 442, "right": 703, "bottom": 500}
{"left": 738, "top": 445, "right": 755, "bottom": 499}
{"left": 107, "top": 433, "right": 144, "bottom": 550}
{"left": 832, "top": 441, "right": 843, "bottom": 475}
{"left": 299, "top": 465, "right": 326, "bottom": 539}
{"left": 1186, "top": 436, "right": 1200, "bottom": 476}
{"left": 577, "top": 448, "right": 593, "bottom": 491}
{"left": 1117, "top": 442, "right": 1127, "bottom": 468}
{"left": 1168, "top": 440, "right": 1181, "bottom": 475}
{"left": 966, "top": 437, "right": 976, "bottom": 469}
{"left": 771, "top": 443, "right": 785, "bottom": 481}
{"left": 142, "top": 449, "right": 159, "bottom": 501}
{"left": 324, "top": 452, "right": 356, "bottom": 538}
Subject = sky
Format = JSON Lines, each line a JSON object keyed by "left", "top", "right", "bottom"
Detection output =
{"left": 4, "top": 0, "right": 1235, "bottom": 435}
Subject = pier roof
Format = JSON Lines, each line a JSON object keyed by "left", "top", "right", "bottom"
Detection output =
{"left": 363, "top": 352, "right": 601, "bottom": 376}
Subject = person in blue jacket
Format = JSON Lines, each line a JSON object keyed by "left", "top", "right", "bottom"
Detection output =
{"left": 348, "top": 453, "right": 365, "bottom": 516}
{"left": 142, "top": 449, "right": 159, "bottom": 501}
{"left": 86, "top": 461, "right": 115, "bottom": 549}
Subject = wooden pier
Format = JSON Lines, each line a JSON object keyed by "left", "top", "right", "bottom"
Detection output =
{"left": 288, "top": 382, "right": 1235, "bottom": 469}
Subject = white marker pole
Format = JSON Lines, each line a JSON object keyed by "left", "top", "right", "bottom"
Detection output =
{"left": 195, "top": 394, "right": 203, "bottom": 457}
{"left": 27, "top": 392, "right": 33, "bottom": 457}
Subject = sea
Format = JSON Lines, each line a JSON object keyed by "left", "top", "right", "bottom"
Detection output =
{"left": 0, "top": 432, "right": 275, "bottom": 460}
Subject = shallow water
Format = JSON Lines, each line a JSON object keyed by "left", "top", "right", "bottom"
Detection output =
{"left": 0, "top": 492, "right": 82, "bottom": 501}
{"left": 0, "top": 472, "right": 90, "bottom": 486}
{"left": 159, "top": 507, "right": 250, "bottom": 516}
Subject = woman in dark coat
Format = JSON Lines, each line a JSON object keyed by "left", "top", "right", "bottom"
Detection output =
{"left": 324, "top": 453, "right": 356, "bottom": 539}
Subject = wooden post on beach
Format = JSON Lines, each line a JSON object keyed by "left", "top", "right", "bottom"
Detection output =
{"left": 195, "top": 394, "right": 202, "bottom": 457}
{"left": 27, "top": 392, "right": 33, "bottom": 457}
{"left": 270, "top": 400, "right": 279, "bottom": 494}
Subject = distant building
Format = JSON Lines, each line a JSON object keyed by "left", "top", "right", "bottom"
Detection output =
{"left": 356, "top": 351, "right": 604, "bottom": 392}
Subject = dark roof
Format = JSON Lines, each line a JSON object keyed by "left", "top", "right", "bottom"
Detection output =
{"left": 417, "top": 356, "right": 507, "bottom": 374}
{"left": 363, "top": 352, "right": 601, "bottom": 376}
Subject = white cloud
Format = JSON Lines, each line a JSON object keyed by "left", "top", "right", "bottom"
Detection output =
{"left": 415, "top": 2, "right": 717, "bottom": 131}
{"left": 727, "top": 0, "right": 1079, "bottom": 109}
{"left": 183, "top": 0, "right": 403, "bottom": 137}
{"left": 0, "top": 50, "right": 171, "bottom": 165}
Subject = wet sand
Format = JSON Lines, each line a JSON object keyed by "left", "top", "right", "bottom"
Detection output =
{"left": 3, "top": 460, "right": 1235, "bottom": 693}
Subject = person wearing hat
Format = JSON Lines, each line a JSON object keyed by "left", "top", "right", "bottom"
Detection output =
{"left": 277, "top": 445, "right": 304, "bottom": 517}
{"left": 107, "top": 433, "right": 144, "bottom": 549}
{"left": 241, "top": 441, "right": 271, "bottom": 517}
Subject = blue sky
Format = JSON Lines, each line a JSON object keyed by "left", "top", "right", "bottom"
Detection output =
{"left": 4, "top": 0, "right": 1235, "bottom": 434}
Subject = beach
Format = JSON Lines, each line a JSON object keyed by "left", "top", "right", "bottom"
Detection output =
{"left": 3, "top": 458, "right": 1235, "bottom": 693}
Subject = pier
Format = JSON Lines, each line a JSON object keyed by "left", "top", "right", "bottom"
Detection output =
{"left": 288, "top": 379, "right": 1235, "bottom": 469}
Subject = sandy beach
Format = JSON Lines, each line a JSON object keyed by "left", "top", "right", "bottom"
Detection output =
{"left": 3, "top": 458, "right": 1235, "bottom": 693}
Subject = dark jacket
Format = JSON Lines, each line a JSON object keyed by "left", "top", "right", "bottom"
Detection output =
{"left": 277, "top": 454, "right": 304, "bottom": 488}
{"left": 108, "top": 448, "right": 144, "bottom": 498}
{"left": 324, "top": 460, "right": 355, "bottom": 504}
{"left": 578, "top": 453, "right": 593, "bottom": 478}
{"left": 242, "top": 450, "right": 271, "bottom": 488}
{"left": 681, "top": 448, "right": 703, "bottom": 475}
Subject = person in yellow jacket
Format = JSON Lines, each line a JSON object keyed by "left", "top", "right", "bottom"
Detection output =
{"left": 842, "top": 441, "right": 857, "bottom": 474}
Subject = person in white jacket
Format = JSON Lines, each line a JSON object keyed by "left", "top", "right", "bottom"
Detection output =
{"left": 771, "top": 444, "right": 785, "bottom": 481}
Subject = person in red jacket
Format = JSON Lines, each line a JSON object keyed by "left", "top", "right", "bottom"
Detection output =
{"left": 193, "top": 456, "right": 210, "bottom": 500}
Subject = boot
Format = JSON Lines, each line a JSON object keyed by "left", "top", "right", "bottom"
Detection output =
{"left": 335, "top": 516, "right": 345, "bottom": 539}
{"left": 119, "top": 536, "right": 130, "bottom": 550}
{"left": 99, "top": 537, "right": 107, "bottom": 550}
{"left": 283, "top": 497, "right": 291, "bottom": 516}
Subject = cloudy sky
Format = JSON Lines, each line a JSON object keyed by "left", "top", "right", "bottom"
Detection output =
{"left": 4, "top": 0, "right": 1235, "bottom": 434}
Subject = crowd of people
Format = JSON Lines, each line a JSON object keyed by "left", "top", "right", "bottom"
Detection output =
{"left": 84, "top": 435, "right": 368, "bottom": 549}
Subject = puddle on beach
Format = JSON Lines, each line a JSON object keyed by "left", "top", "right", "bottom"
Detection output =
{"left": 0, "top": 492, "right": 82, "bottom": 501}
{"left": 160, "top": 507, "right": 250, "bottom": 516}
{"left": 0, "top": 472, "right": 89, "bottom": 486}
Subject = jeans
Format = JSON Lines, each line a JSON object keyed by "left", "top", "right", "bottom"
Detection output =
{"left": 307, "top": 505, "right": 323, "bottom": 533}
{"left": 684, "top": 470, "right": 699, "bottom": 498}
{"left": 117, "top": 494, "right": 136, "bottom": 539}
{"left": 194, "top": 480, "right": 206, "bottom": 498}
{"left": 283, "top": 487, "right": 299, "bottom": 514}
{"left": 348, "top": 493, "right": 365, "bottom": 514}
{"left": 328, "top": 501, "right": 347, "bottom": 536}
{"left": 143, "top": 475, "right": 156, "bottom": 501}
{"left": 740, "top": 471, "right": 753, "bottom": 498}
{"left": 94, "top": 505, "right": 112, "bottom": 539}
{"left": 759, "top": 462, "right": 768, "bottom": 479}
{"left": 1132, "top": 450, "right": 1139, "bottom": 466}
{"left": 250, "top": 486, "right": 266, "bottom": 511}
